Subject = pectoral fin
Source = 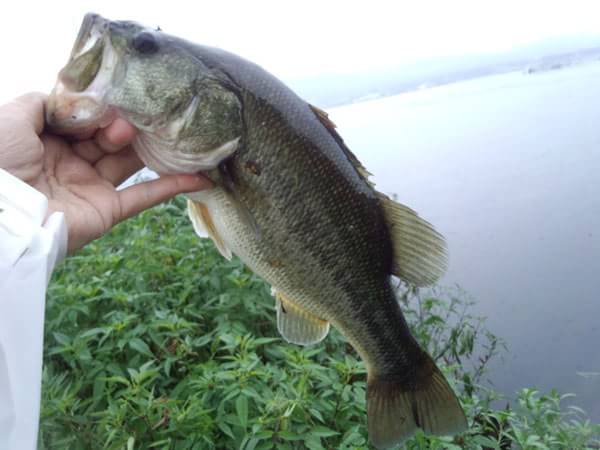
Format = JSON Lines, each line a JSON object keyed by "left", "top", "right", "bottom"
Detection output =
{"left": 272, "top": 288, "right": 330, "bottom": 346}
{"left": 377, "top": 193, "right": 448, "bottom": 287}
{"left": 187, "top": 199, "right": 232, "bottom": 260}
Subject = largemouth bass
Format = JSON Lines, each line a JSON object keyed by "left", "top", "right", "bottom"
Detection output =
{"left": 46, "top": 14, "right": 467, "bottom": 448}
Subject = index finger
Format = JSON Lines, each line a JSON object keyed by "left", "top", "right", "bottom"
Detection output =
{"left": 95, "top": 118, "right": 138, "bottom": 153}
{"left": 1, "top": 92, "right": 47, "bottom": 135}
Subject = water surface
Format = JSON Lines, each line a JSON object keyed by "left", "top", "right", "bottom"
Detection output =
{"left": 330, "top": 62, "right": 600, "bottom": 419}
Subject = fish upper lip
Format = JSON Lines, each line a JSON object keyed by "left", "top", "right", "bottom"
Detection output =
{"left": 47, "top": 15, "right": 118, "bottom": 134}
{"left": 70, "top": 13, "right": 108, "bottom": 60}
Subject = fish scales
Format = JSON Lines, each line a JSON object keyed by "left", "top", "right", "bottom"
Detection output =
{"left": 221, "top": 87, "right": 413, "bottom": 371}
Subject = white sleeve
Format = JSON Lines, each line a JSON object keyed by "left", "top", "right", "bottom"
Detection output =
{"left": 0, "top": 169, "right": 68, "bottom": 450}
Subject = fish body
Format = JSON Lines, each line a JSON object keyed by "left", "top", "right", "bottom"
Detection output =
{"left": 47, "top": 14, "right": 467, "bottom": 448}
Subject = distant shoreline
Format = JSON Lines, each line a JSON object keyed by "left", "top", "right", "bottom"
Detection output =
{"left": 291, "top": 47, "right": 600, "bottom": 109}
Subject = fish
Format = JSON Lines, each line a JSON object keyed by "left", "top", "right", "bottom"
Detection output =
{"left": 46, "top": 13, "right": 467, "bottom": 448}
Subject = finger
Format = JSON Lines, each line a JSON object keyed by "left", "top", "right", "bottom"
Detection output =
{"left": 2, "top": 92, "right": 47, "bottom": 135}
{"left": 116, "top": 174, "right": 213, "bottom": 222}
{"left": 70, "top": 129, "right": 97, "bottom": 141}
{"left": 94, "top": 118, "right": 137, "bottom": 152}
{"left": 95, "top": 146, "right": 145, "bottom": 186}
{"left": 72, "top": 118, "right": 138, "bottom": 164}
{"left": 72, "top": 140, "right": 105, "bottom": 164}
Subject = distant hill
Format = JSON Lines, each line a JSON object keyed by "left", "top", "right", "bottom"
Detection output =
{"left": 287, "top": 34, "right": 600, "bottom": 108}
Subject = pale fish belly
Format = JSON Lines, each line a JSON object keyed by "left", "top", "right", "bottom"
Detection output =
{"left": 185, "top": 189, "right": 389, "bottom": 363}
{"left": 185, "top": 188, "right": 340, "bottom": 323}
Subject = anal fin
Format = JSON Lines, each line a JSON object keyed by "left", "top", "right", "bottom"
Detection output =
{"left": 271, "top": 288, "right": 330, "bottom": 346}
{"left": 187, "top": 199, "right": 232, "bottom": 260}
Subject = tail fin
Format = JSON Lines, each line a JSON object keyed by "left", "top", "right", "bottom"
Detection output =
{"left": 367, "top": 362, "right": 467, "bottom": 449}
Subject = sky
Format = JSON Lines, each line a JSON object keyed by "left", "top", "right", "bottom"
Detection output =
{"left": 1, "top": 0, "right": 600, "bottom": 104}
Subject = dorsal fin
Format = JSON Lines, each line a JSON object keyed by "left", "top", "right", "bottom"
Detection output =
{"left": 309, "top": 103, "right": 447, "bottom": 286}
{"left": 309, "top": 103, "right": 374, "bottom": 186}
{"left": 376, "top": 193, "right": 448, "bottom": 286}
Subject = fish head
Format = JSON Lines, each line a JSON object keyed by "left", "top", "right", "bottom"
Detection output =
{"left": 47, "top": 13, "right": 242, "bottom": 173}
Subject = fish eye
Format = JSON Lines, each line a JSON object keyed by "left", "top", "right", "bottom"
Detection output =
{"left": 132, "top": 31, "right": 159, "bottom": 54}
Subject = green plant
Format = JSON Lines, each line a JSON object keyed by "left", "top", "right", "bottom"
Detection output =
{"left": 40, "top": 197, "right": 600, "bottom": 449}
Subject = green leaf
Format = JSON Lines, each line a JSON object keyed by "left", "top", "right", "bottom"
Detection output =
{"left": 236, "top": 395, "right": 248, "bottom": 429}
{"left": 104, "top": 375, "right": 130, "bottom": 386}
{"left": 243, "top": 437, "right": 259, "bottom": 450}
{"left": 53, "top": 332, "right": 71, "bottom": 346}
{"left": 129, "top": 338, "right": 154, "bottom": 358}
{"left": 253, "top": 431, "right": 273, "bottom": 440}
{"left": 310, "top": 426, "right": 339, "bottom": 438}
{"left": 79, "top": 327, "right": 107, "bottom": 338}
{"left": 218, "top": 422, "right": 235, "bottom": 440}
{"left": 253, "top": 337, "right": 279, "bottom": 346}
{"left": 276, "top": 431, "right": 301, "bottom": 441}
{"left": 304, "top": 435, "right": 324, "bottom": 450}
{"left": 472, "top": 435, "right": 500, "bottom": 448}
{"left": 92, "top": 373, "right": 106, "bottom": 402}
{"left": 148, "top": 439, "right": 172, "bottom": 448}
{"left": 309, "top": 408, "right": 324, "bottom": 423}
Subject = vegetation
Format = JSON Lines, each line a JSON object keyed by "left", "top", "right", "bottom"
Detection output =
{"left": 41, "top": 197, "right": 600, "bottom": 449}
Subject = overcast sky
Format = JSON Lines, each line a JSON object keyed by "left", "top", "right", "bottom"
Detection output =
{"left": 1, "top": 0, "right": 600, "bottom": 103}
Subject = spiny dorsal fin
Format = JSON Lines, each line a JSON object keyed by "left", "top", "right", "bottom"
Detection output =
{"left": 309, "top": 103, "right": 337, "bottom": 130}
{"left": 309, "top": 103, "right": 446, "bottom": 285}
{"left": 309, "top": 103, "right": 374, "bottom": 186}
{"left": 376, "top": 193, "right": 448, "bottom": 287}
{"left": 187, "top": 199, "right": 232, "bottom": 260}
{"left": 271, "top": 287, "right": 330, "bottom": 346}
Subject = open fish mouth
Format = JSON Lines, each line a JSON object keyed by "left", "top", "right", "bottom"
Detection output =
{"left": 46, "top": 13, "right": 117, "bottom": 134}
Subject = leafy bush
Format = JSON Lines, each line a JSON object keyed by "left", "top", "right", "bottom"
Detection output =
{"left": 41, "top": 198, "right": 600, "bottom": 449}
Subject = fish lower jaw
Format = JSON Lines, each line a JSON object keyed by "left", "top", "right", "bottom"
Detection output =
{"left": 46, "top": 82, "right": 114, "bottom": 134}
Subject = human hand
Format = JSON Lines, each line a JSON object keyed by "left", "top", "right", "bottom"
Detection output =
{"left": 0, "top": 92, "right": 212, "bottom": 253}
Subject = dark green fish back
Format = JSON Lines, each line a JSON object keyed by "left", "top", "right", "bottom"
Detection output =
{"left": 177, "top": 40, "right": 376, "bottom": 191}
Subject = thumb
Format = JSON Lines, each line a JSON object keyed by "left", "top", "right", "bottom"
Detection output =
{"left": 115, "top": 173, "right": 212, "bottom": 222}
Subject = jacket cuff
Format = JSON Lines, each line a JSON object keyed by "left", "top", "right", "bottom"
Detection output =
{"left": 0, "top": 168, "right": 68, "bottom": 277}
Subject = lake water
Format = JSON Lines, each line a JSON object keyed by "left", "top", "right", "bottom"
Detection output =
{"left": 329, "top": 62, "right": 600, "bottom": 419}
